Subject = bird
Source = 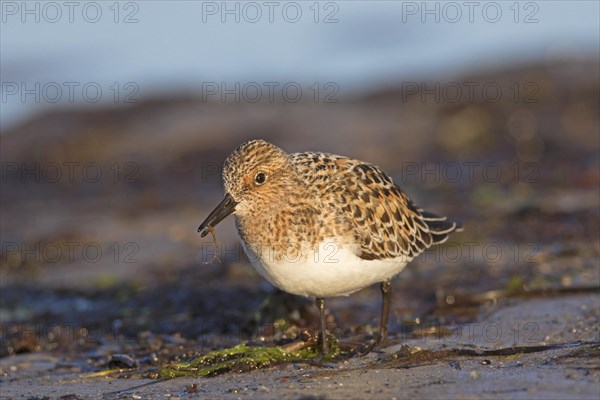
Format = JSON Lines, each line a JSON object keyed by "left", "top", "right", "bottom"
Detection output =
{"left": 198, "top": 139, "right": 462, "bottom": 354}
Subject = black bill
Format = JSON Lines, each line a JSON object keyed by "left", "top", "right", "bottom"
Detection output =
{"left": 198, "top": 193, "right": 238, "bottom": 237}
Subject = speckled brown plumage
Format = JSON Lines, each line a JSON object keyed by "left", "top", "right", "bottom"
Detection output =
{"left": 290, "top": 151, "right": 462, "bottom": 261}
{"left": 217, "top": 139, "right": 461, "bottom": 265}
{"left": 198, "top": 139, "right": 463, "bottom": 352}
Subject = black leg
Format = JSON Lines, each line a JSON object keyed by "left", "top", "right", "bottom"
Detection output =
{"left": 315, "top": 297, "right": 328, "bottom": 354}
{"left": 378, "top": 279, "right": 391, "bottom": 344}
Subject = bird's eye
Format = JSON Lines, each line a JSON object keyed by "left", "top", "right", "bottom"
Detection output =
{"left": 254, "top": 172, "right": 267, "bottom": 185}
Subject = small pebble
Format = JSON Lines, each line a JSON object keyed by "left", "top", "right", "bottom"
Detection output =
{"left": 449, "top": 360, "right": 461, "bottom": 370}
{"left": 186, "top": 384, "right": 198, "bottom": 394}
{"left": 108, "top": 354, "right": 138, "bottom": 369}
{"left": 470, "top": 370, "right": 480, "bottom": 379}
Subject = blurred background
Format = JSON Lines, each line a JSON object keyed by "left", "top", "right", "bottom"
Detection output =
{"left": 1, "top": 0, "right": 598, "bottom": 361}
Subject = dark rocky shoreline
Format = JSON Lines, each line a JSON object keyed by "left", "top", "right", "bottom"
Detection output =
{"left": 1, "top": 60, "right": 599, "bottom": 399}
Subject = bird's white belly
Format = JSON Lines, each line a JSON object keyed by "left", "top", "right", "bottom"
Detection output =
{"left": 240, "top": 239, "right": 408, "bottom": 298}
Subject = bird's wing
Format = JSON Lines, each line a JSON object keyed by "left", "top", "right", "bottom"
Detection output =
{"left": 290, "top": 152, "right": 461, "bottom": 261}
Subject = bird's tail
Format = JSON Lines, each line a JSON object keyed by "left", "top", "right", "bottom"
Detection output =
{"left": 419, "top": 210, "right": 463, "bottom": 245}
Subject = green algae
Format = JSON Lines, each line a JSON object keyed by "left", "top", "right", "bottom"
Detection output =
{"left": 505, "top": 275, "right": 525, "bottom": 295}
{"left": 159, "top": 336, "right": 344, "bottom": 378}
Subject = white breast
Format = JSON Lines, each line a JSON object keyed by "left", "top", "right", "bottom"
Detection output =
{"left": 240, "top": 239, "right": 409, "bottom": 298}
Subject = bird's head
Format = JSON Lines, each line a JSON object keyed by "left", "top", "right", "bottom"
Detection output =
{"left": 198, "top": 139, "right": 298, "bottom": 236}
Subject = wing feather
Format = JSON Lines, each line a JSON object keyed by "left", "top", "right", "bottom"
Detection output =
{"left": 290, "top": 152, "right": 462, "bottom": 261}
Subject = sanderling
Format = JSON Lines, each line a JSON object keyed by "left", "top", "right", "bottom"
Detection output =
{"left": 198, "top": 139, "right": 462, "bottom": 353}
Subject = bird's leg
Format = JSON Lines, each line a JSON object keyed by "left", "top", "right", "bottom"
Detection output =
{"left": 377, "top": 279, "right": 391, "bottom": 345}
{"left": 315, "top": 297, "right": 328, "bottom": 354}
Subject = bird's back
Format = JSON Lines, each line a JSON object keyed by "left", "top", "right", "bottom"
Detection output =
{"left": 290, "top": 152, "right": 462, "bottom": 262}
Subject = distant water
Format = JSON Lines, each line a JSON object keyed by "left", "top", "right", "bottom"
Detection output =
{"left": 1, "top": 0, "right": 598, "bottom": 131}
